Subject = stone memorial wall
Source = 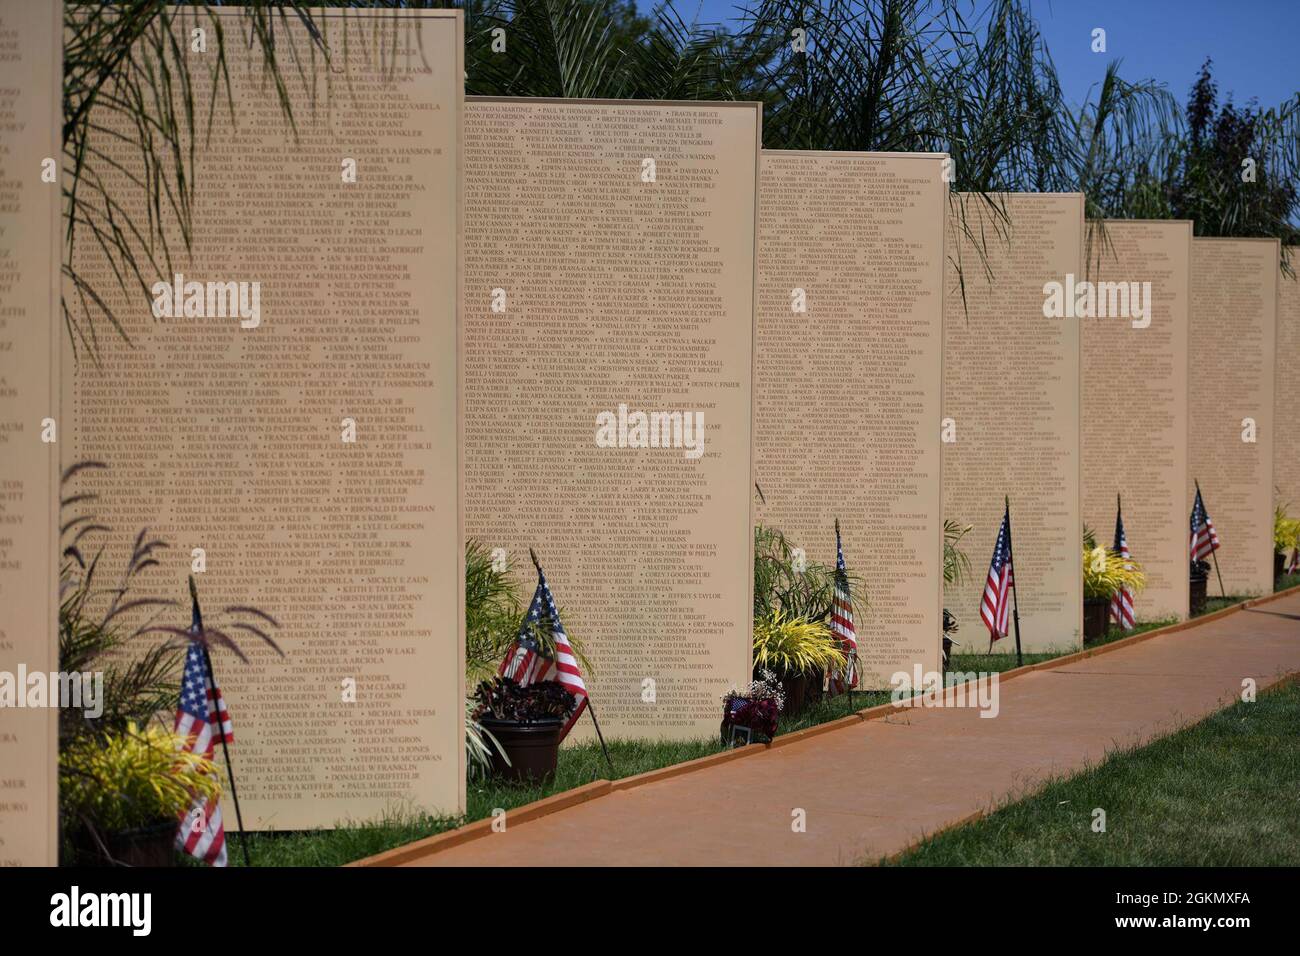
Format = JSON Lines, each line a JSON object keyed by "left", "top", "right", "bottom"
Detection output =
{"left": 462, "top": 97, "right": 760, "bottom": 740}
{"left": 1081, "top": 220, "right": 1191, "bottom": 621}
{"left": 62, "top": 8, "right": 465, "bottom": 828}
{"left": 0, "top": 0, "right": 60, "bottom": 866}
{"left": 943, "top": 193, "right": 1084, "bottom": 653}
{"left": 1189, "top": 238, "right": 1277, "bottom": 596}
{"left": 756, "top": 150, "right": 946, "bottom": 687}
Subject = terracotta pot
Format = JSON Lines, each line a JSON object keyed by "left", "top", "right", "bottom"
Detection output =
{"left": 1082, "top": 597, "right": 1110, "bottom": 644}
{"left": 479, "top": 717, "right": 563, "bottom": 783}
{"left": 75, "top": 819, "right": 178, "bottom": 867}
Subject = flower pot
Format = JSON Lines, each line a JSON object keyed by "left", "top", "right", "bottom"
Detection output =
{"left": 479, "top": 717, "right": 563, "bottom": 783}
{"left": 74, "top": 819, "right": 178, "bottom": 867}
{"left": 780, "top": 672, "right": 808, "bottom": 716}
{"left": 1189, "top": 564, "right": 1208, "bottom": 616}
{"left": 1275, "top": 551, "right": 1285, "bottom": 581}
{"left": 1082, "top": 597, "right": 1110, "bottom": 644}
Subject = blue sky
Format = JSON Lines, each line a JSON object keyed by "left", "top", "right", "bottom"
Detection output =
{"left": 685, "top": 0, "right": 1299, "bottom": 113}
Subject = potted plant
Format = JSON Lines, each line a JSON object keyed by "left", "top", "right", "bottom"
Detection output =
{"left": 1273, "top": 505, "right": 1299, "bottom": 581}
{"left": 472, "top": 675, "right": 576, "bottom": 782}
{"left": 462, "top": 540, "right": 593, "bottom": 781}
{"left": 1081, "top": 528, "right": 1146, "bottom": 643}
{"left": 57, "top": 462, "right": 284, "bottom": 865}
{"left": 752, "top": 609, "right": 845, "bottom": 715}
{"left": 753, "top": 521, "right": 865, "bottom": 707}
{"left": 62, "top": 722, "right": 221, "bottom": 866}
{"left": 942, "top": 520, "right": 972, "bottom": 672}
{"left": 721, "top": 669, "right": 785, "bottom": 746}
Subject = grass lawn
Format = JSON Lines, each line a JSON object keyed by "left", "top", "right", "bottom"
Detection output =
{"left": 884, "top": 678, "right": 1300, "bottom": 866}
{"left": 232, "top": 579, "right": 1299, "bottom": 866}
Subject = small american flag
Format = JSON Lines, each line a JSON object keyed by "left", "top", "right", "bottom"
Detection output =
{"left": 1190, "top": 487, "right": 1220, "bottom": 561}
{"left": 174, "top": 604, "right": 231, "bottom": 867}
{"left": 499, "top": 557, "right": 588, "bottom": 741}
{"left": 981, "top": 508, "right": 1014, "bottom": 641}
{"left": 826, "top": 520, "right": 858, "bottom": 695}
{"left": 1109, "top": 503, "right": 1135, "bottom": 631}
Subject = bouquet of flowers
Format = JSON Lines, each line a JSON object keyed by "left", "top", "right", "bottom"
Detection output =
{"left": 720, "top": 669, "right": 785, "bottom": 745}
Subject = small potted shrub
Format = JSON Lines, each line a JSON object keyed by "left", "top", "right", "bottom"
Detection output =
{"left": 62, "top": 722, "right": 220, "bottom": 867}
{"left": 1081, "top": 529, "right": 1146, "bottom": 643}
{"left": 721, "top": 670, "right": 785, "bottom": 746}
{"left": 472, "top": 676, "right": 575, "bottom": 782}
{"left": 1273, "top": 505, "right": 1299, "bottom": 581}
{"left": 752, "top": 609, "right": 845, "bottom": 715}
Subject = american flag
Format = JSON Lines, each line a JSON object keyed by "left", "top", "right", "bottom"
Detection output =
{"left": 173, "top": 604, "right": 232, "bottom": 867}
{"left": 826, "top": 520, "right": 858, "bottom": 695}
{"left": 1190, "top": 487, "right": 1220, "bottom": 561}
{"left": 1109, "top": 504, "right": 1135, "bottom": 631}
{"left": 499, "top": 557, "right": 588, "bottom": 740}
{"left": 981, "top": 508, "right": 1014, "bottom": 641}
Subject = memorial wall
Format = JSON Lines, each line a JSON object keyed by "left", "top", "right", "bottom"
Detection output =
{"left": 0, "top": 0, "right": 59, "bottom": 866}
{"left": 1081, "top": 220, "right": 1191, "bottom": 620}
{"left": 943, "top": 193, "right": 1084, "bottom": 652}
{"left": 1276, "top": 273, "right": 1300, "bottom": 513}
{"left": 462, "top": 97, "right": 760, "bottom": 740}
{"left": 1189, "top": 238, "right": 1278, "bottom": 596}
{"left": 62, "top": 8, "right": 465, "bottom": 828}
{"left": 756, "top": 150, "right": 946, "bottom": 687}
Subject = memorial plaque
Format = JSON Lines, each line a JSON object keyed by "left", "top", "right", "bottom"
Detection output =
{"left": 756, "top": 151, "right": 946, "bottom": 688}
{"left": 943, "top": 193, "right": 1083, "bottom": 653}
{"left": 63, "top": 8, "right": 465, "bottom": 827}
{"left": 463, "top": 98, "right": 759, "bottom": 740}
{"left": 0, "top": 0, "right": 60, "bottom": 866}
{"left": 1189, "top": 238, "right": 1278, "bottom": 596}
{"left": 1275, "top": 273, "right": 1300, "bottom": 514}
{"left": 1081, "top": 221, "right": 1191, "bottom": 621}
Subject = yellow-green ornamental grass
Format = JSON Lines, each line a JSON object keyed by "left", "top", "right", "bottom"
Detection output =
{"left": 1274, "top": 505, "right": 1300, "bottom": 554}
{"left": 752, "top": 609, "right": 846, "bottom": 676}
{"left": 1081, "top": 546, "right": 1147, "bottom": 601}
{"left": 61, "top": 722, "right": 220, "bottom": 833}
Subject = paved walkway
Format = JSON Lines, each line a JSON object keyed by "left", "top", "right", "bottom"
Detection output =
{"left": 376, "top": 592, "right": 1300, "bottom": 866}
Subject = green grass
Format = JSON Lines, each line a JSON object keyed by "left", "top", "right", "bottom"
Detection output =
{"left": 884, "top": 678, "right": 1300, "bottom": 866}
{"left": 235, "top": 582, "right": 1298, "bottom": 866}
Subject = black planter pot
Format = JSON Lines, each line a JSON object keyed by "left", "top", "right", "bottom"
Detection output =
{"left": 780, "top": 672, "right": 808, "bottom": 716}
{"left": 1082, "top": 597, "right": 1110, "bottom": 644}
{"left": 74, "top": 819, "right": 178, "bottom": 867}
{"left": 1190, "top": 563, "right": 1208, "bottom": 616}
{"left": 1275, "top": 551, "right": 1285, "bottom": 581}
{"left": 805, "top": 667, "right": 825, "bottom": 707}
{"left": 479, "top": 717, "right": 563, "bottom": 783}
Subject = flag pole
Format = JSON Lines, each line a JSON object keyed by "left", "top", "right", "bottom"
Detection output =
{"left": 189, "top": 576, "right": 251, "bottom": 868}
{"left": 528, "top": 549, "right": 614, "bottom": 776}
{"left": 1004, "top": 496, "right": 1024, "bottom": 668}
{"left": 836, "top": 518, "right": 853, "bottom": 718}
{"left": 1195, "top": 479, "right": 1227, "bottom": 600}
